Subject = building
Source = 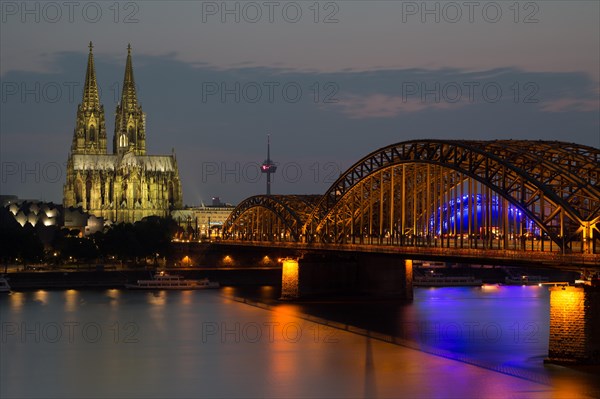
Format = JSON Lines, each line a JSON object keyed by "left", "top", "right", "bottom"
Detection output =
{"left": 3, "top": 198, "right": 103, "bottom": 236}
{"left": 63, "top": 43, "right": 182, "bottom": 223}
{"left": 6, "top": 200, "right": 62, "bottom": 228}
{"left": 172, "top": 202, "right": 235, "bottom": 239}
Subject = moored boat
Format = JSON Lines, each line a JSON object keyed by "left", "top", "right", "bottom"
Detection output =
{"left": 575, "top": 272, "right": 600, "bottom": 287}
{"left": 503, "top": 275, "right": 549, "bottom": 285}
{"left": 125, "top": 271, "right": 219, "bottom": 290}
{"left": 413, "top": 274, "right": 482, "bottom": 287}
{"left": 0, "top": 277, "right": 11, "bottom": 293}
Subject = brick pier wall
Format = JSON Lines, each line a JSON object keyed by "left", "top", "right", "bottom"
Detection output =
{"left": 547, "top": 286, "right": 600, "bottom": 364}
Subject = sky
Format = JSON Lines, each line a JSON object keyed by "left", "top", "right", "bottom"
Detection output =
{"left": 1, "top": 1, "right": 599, "bottom": 206}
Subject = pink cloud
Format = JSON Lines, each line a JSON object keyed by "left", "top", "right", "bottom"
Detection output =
{"left": 330, "top": 94, "right": 465, "bottom": 119}
{"left": 540, "top": 98, "right": 599, "bottom": 113}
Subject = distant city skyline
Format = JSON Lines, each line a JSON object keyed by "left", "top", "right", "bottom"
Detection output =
{"left": 1, "top": 1, "right": 598, "bottom": 205}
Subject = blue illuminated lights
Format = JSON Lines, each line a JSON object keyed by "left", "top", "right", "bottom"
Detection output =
{"left": 428, "top": 194, "right": 536, "bottom": 235}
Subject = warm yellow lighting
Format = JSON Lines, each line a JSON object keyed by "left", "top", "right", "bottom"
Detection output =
{"left": 9, "top": 292, "right": 24, "bottom": 310}
{"left": 261, "top": 255, "right": 272, "bottom": 266}
{"left": 35, "top": 290, "right": 48, "bottom": 305}
{"left": 107, "top": 288, "right": 120, "bottom": 303}
{"left": 65, "top": 289, "right": 78, "bottom": 312}
{"left": 182, "top": 256, "right": 192, "bottom": 267}
{"left": 180, "top": 290, "right": 193, "bottom": 305}
{"left": 281, "top": 258, "right": 299, "bottom": 299}
{"left": 481, "top": 284, "right": 499, "bottom": 290}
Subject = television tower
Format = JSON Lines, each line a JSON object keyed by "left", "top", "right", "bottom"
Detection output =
{"left": 261, "top": 135, "right": 277, "bottom": 195}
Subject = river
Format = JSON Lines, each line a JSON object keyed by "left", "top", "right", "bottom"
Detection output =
{"left": 1, "top": 285, "right": 598, "bottom": 398}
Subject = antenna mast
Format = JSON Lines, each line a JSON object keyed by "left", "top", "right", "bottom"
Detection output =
{"left": 261, "top": 134, "right": 277, "bottom": 195}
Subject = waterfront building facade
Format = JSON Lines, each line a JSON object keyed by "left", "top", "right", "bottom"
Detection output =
{"left": 172, "top": 204, "right": 235, "bottom": 239}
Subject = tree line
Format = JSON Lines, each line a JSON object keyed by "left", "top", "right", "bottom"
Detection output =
{"left": 0, "top": 207, "right": 179, "bottom": 268}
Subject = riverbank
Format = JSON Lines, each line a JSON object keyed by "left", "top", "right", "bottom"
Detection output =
{"left": 2, "top": 264, "right": 579, "bottom": 291}
{"left": 2, "top": 268, "right": 282, "bottom": 290}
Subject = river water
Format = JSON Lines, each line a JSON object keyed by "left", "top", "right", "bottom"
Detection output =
{"left": 1, "top": 285, "right": 598, "bottom": 398}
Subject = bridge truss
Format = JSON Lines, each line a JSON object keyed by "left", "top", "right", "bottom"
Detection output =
{"left": 223, "top": 140, "right": 600, "bottom": 254}
{"left": 224, "top": 195, "right": 321, "bottom": 242}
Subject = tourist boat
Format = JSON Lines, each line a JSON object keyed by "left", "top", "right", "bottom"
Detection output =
{"left": 503, "top": 275, "right": 549, "bottom": 285}
{"left": 125, "top": 271, "right": 219, "bottom": 290}
{"left": 575, "top": 272, "right": 600, "bottom": 287}
{"left": 413, "top": 260, "right": 447, "bottom": 268}
{"left": 413, "top": 274, "right": 482, "bottom": 287}
{"left": 0, "top": 277, "right": 11, "bottom": 293}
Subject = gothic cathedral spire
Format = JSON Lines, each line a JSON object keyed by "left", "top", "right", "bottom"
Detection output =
{"left": 65, "top": 42, "right": 183, "bottom": 223}
{"left": 114, "top": 44, "right": 146, "bottom": 155}
{"left": 71, "top": 41, "right": 107, "bottom": 154}
{"left": 83, "top": 41, "right": 100, "bottom": 109}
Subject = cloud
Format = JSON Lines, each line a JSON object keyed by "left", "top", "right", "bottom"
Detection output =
{"left": 2, "top": 53, "right": 599, "bottom": 204}
{"left": 331, "top": 93, "right": 466, "bottom": 119}
{"left": 540, "top": 98, "right": 599, "bottom": 113}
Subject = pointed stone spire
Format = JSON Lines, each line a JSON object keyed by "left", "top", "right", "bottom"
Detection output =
{"left": 114, "top": 44, "right": 146, "bottom": 155}
{"left": 120, "top": 43, "right": 138, "bottom": 110}
{"left": 82, "top": 41, "right": 100, "bottom": 109}
{"left": 71, "top": 41, "right": 107, "bottom": 155}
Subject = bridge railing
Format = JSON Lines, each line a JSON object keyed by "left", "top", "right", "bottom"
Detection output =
{"left": 218, "top": 240, "right": 600, "bottom": 267}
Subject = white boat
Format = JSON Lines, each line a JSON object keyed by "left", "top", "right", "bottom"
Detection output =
{"left": 125, "top": 271, "right": 219, "bottom": 290}
{"left": 413, "top": 260, "right": 447, "bottom": 268}
{"left": 575, "top": 272, "right": 600, "bottom": 287}
{"left": 503, "top": 275, "right": 549, "bottom": 285}
{"left": 413, "top": 274, "right": 482, "bottom": 287}
{"left": 0, "top": 277, "right": 11, "bottom": 293}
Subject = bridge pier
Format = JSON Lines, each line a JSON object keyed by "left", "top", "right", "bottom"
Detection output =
{"left": 280, "top": 253, "right": 413, "bottom": 300}
{"left": 280, "top": 254, "right": 359, "bottom": 299}
{"left": 281, "top": 259, "right": 300, "bottom": 299}
{"left": 546, "top": 286, "right": 600, "bottom": 364}
{"left": 357, "top": 255, "right": 413, "bottom": 300}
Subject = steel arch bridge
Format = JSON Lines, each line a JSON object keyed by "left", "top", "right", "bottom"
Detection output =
{"left": 224, "top": 195, "right": 322, "bottom": 242}
{"left": 223, "top": 140, "right": 600, "bottom": 255}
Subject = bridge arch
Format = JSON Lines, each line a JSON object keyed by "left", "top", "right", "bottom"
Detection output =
{"left": 223, "top": 195, "right": 321, "bottom": 242}
{"left": 303, "top": 140, "right": 599, "bottom": 253}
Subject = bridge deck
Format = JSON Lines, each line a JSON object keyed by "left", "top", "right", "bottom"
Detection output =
{"left": 216, "top": 240, "right": 600, "bottom": 270}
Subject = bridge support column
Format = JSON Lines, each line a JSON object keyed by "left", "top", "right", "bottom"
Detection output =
{"left": 357, "top": 254, "right": 413, "bottom": 300}
{"left": 581, "top": 222, "right": 593, "bottom": 254}
{"left": 280, "top": 255, "right": 359, "bottom": 299}
{"left": 281, "top": 259, "right": 299, "bottom": 299}
{"left": 546, "top": 286, "right": 600, "bottom": 364}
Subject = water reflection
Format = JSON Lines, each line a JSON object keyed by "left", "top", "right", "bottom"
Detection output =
{"left": 363, "top": 337, "right": 377, "bottom": 398}
{"left": 8, "top": 291, "right": 24, "bottom": 311}
{"left": 1, "top": 287, "right": 598, "bottom": 398}
{"left": 407, "top": 286, "right": 550, "bottom": 367}
{"left": 266, "top": 307, "right": 302, "bottom": 396}
{"left": 33, "top": 289, "right": 48, "bottom": 305}
{"left": 106, "top": 288, "right": 120, "bottom": 305}
{"left": 64, "top": 289, "right": 78, "bottom": 312}
{"left": 179, "top": 290, "right": 193, "bottom": 306}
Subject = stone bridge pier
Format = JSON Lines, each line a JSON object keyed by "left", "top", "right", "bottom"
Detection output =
{"left": 280, "top": 252, "right": 413, "bottom": 300}
{"left": 547, "top": 286, "right": 600, "bottom": 364}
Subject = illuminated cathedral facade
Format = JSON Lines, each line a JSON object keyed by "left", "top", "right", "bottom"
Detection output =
{"left": 63, "top": 43, "right": 182, "bottom": 223}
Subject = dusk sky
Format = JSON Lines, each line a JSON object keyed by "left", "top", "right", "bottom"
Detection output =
{"left": 1, "top": 1, "right": 599, "bottom": 205}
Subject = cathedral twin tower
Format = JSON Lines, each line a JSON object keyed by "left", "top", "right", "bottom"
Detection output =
{"left": 63, "top": 43, "right": 182, "bottom": 223}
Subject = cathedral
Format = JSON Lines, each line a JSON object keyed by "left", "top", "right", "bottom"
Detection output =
{"left": 63, "top": 43, "right": 183, "bottom": 223}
